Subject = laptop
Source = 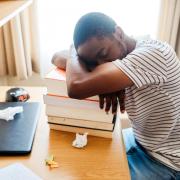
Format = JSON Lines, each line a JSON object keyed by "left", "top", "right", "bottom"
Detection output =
{"left": 0, "top": 102, "right": 41, "bottom": 155}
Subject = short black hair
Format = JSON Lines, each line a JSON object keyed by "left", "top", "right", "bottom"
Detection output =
{"left": 73, "top": 12, "right": 117, "bottom": 49}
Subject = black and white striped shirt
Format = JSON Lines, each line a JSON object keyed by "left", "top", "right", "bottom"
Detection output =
{"left": 113, "top": 39, "right": 180, "bottom": 170}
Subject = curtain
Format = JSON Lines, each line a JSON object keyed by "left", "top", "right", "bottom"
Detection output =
{"left": 157, "top": 0, "right": 180, "bottom": 58}
{"left": 0, "top": 0, "right": 40, "bottom": 80}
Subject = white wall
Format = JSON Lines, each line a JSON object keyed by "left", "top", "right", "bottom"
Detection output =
{"left": 37, "top": 0, "right": 161, "bottom": 76}
{"left": 5, "top": 0, "right": 161, "bottom": 86}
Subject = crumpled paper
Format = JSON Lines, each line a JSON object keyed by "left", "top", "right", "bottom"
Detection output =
{"left": 72, "top": 133, "right": 88, "bottom": 148}
{"left": 0, "top": 106, "right": 23, "bottom": 121}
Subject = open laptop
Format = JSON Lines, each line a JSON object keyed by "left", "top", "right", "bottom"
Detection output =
{"left": 0, "top": 102, "right": 41, "bottom": 155}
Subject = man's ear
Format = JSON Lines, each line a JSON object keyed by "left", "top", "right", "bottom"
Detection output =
{"left": 113, "top": 26, "right": 124, "bottom": 41}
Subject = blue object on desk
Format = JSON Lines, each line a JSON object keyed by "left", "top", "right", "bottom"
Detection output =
{"left": 0, "top": 102, "right": 40, "bottom": 155}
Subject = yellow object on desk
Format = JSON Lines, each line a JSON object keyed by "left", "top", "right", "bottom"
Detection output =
{"left": 45, "top": 155, "right": 59, "bottom": 169}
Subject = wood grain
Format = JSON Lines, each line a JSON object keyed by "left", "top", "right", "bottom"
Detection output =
{"left": 0, "top": 86, "right": 130, "bottom": 180}
{"left": 0, "top": 0, "right": 32, "bottom": 27}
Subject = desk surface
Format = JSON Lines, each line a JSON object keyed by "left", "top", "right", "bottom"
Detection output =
{"left": 0, "top": 0, "right": 32, "bottom": 27}
{"left": 0, "top": 86, "right": 130, "bottom": 180}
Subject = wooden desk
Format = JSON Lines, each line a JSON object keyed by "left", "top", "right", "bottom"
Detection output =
{"left": 0, "top": 86, "right": 130, "bottom": 180}
{"left": 0, "top": 0, "right": 32, "bottom": 27}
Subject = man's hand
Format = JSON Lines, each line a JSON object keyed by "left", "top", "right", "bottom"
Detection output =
{"left": 99, "top": 89, "right": 126, "bottom": 114}
{"left": 51, "top": 51, "right": 69, "bottom": 70}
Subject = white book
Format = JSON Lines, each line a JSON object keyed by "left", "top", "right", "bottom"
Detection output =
{"left": 45, "top": 68, "right": 67, "bottom": 97}
{"left": 48, "top": 116, "right": 116, "bottom": 131}
{"left": 44, "top": 68, "right": 98, "bottom": 100}
{"left": 0, "top": 163, "right": 42, "bottom": 180}
{"left": 43, "top": 94, "right": 100, "bottom": 111}
{"left": 49, "top": 123, "right": 113, "bottom": 138}
{"left": 46, "top": 104, "right": 113, "bottom": 123}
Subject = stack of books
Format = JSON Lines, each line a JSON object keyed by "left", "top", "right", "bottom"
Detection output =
{"left": 44, "top": 68, "right": 117, "bottom": 138}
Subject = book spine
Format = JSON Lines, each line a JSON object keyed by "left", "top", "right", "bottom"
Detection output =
{"left": 48, "top": 122, "right": 114, "bottom": 132}
{"left": 48, "top": 116, "right": 114, "bottom": 130}
{"left": 43, "top": 94, "right": 99, "bottom": 110}
{"left": 46, "top": 105, "right": 113, "bottom": 123}
{"left": 49, "top": 124, "right": 113, "bottom": 138}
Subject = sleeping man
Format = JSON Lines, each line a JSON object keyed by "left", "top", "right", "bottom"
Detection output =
{"left": 52, "top": 12, "right": 180, "bottom": 180}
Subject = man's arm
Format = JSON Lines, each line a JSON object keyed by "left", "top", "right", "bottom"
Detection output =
{"left": 66, "top": 52, "right": 134, "bottom": 99}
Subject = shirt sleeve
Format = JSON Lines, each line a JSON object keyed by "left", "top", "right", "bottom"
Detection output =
{"left": 113, "top": 47, "right": 167, "bottom": 88}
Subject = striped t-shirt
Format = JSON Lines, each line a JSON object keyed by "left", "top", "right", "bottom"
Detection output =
{"left": 113, "top": 39, "right": 180, "bottom": 171}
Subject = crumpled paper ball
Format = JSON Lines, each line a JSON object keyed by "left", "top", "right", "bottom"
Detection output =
{"left": 72, "top": 132, "right": 88, "bottom": 148}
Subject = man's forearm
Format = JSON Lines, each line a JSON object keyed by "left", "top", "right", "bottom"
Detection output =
{"left": 66, "top": 47, "right": 89, "bottom": 98}
{"left": 66, "top": 46, "right": 133, "bottom": 99}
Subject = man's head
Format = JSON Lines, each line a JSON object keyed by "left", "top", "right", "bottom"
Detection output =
{"left": 73, "top": 12, "right": 129, "bottom": 68}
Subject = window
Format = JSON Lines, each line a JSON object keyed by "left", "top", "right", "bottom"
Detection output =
{"left": 37, "top": 0, "right": 160, "bottom": 75}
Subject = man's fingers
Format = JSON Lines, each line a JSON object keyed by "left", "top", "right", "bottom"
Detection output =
{"left": 105, "top": 96, "right": 111, "bottom": 113}
{"left": 100, "top": 90, "right": 125, "bottom": 114}
{"left": 117, "top": 90, "right": 126, "bottom": 113}
{"left": 99, "top": 95, "right": 104, "bottom": 109}
{"left": 118, "top": 95, "right": 125, "bottom": 113}
{"left": 112, "top": 96, "right": 118, "bottom": 114}
{"left": 117, "top": 90, "right": 125, "bottom": 100}
{"left": 119, "top": 100, "right": 125, "bottom": 113}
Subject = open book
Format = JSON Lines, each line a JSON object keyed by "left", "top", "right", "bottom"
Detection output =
{"left": 0, "top": 163, "right": 42, "bottom": 180}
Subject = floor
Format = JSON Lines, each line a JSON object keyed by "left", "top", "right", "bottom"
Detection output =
{"left": 0, "top": 72, "right": 45, "bottom": 87}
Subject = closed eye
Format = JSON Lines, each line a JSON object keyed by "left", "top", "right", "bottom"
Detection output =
{"left": 98, "top": 53, "right": 108, "bottom": 59}
{"left": 97, "top": 48, "right": 109, "bottom": 59}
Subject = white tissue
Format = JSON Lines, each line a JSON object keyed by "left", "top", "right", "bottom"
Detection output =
{"left": 0, "top": 106, "right": 23, "bottom": 121}
{"left": 72, "top": 133, "right": 88, "bottom": 148}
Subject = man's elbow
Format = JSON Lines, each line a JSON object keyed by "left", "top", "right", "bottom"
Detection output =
{"left": 67, "top": 82, "right": 84, "bottom": 99}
